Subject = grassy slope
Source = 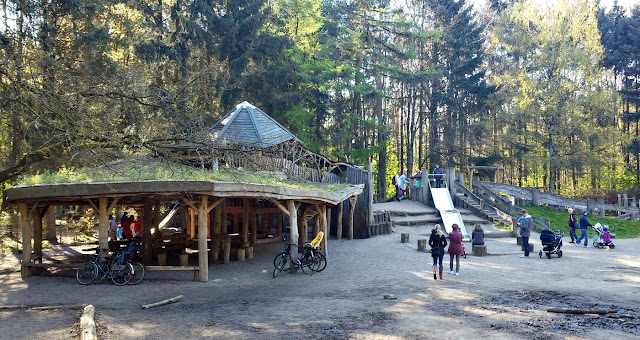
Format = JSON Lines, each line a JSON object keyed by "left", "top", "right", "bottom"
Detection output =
{"left": 521, "top": 205, "right": 640, "bottom": 239}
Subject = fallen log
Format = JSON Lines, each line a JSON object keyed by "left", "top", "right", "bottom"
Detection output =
{"left": 31, "top": 304, "right": 88, "bottom": 310}
{"left": 546, "top": 307, "right": 618, "bottom": 315}
{"left": 142, "top": 295, "right": 183, "bottom": 309}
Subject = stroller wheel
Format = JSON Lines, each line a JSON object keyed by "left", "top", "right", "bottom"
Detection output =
{"left": 609, "top": 243, "right": 615, "bottom": 249}
{"left": 539, "top": 250, "right": 542, "bottom": 258}
{"left": 558, "top": 250, "right": 563, "bottom": 258}
{"left": 546, "top": 252, "right": 552, "bottom": 259}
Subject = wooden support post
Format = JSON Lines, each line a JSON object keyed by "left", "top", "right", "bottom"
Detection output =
{"left": 336, "top": 201, "right": 343, "bottom": 240}
{"left": 250, "top": 211, "right": 257, "bottom": 247}
{"left": 179, "top": 204, "right": 188, "bottom": 233}
{"left": 198, "top": 195, "right": 209, "bottom": 282}
{"left": 326, "top": 207, "right": 332, "bottom": 238}
{"left": 189, "top": 208, "right": 196, "bottom": 239}
{"left": 288, "top": 200, "right": 299, "bottom": 273}
{"left": 32, "top": 207, "right": 44, "bottom": 262}
{"left": 321, "top": 204, "right": 328, "bottom": 257}
{"left": 297, "top": 208, "right": 306, "bottom": 247}
{"left": 98, "top": 198, "right": 109, "bottom": 257}
{"left": 348, "top": 196, "right": 357, "bottom": 240}
{"left": 242, "top": 199, "right": 249, "bottom": 248}
{"left": 277, "top": 212, "right": 283, "bottom": 236}
{"left": 267, "top": 213, "right": 273, "bottom": 237}
{"left": 45, "top": 206, "right": 57, "bottom": 244}
{"left": 19, "top": 203, "right": 32, "bottom": 278}
{"left": 211, "top": 205, "right": 222, "bottom": 263}
{"left": 153, "top": 200, "right": 161, "bottom": 234}
{"left": 221, "top": 200, "right": 228, "bottom": 234}
{"left": 143, "top": 199, "right": 153, "bottom": 264}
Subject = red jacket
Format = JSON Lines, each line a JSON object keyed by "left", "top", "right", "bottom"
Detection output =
{"left": 447, "top": 230, "right": 464, "bottom": 255}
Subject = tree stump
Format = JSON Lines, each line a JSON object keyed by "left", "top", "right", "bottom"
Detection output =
{"left": 472, "top": 244, "right": 487, "bottom": 256}
{"left": 157, "top": 252, "right": 167, "bottom": 266}
{"left": 401, "top": 233, "right": 409, "bottom": 243}
{"left": 237, "top": 248, "right": 246, "bottom": 262}
{"left": 417, "top": 239, "right": 427, "bottom": 251}
{"left": 521, "top": 243, "right": 534, "bottom": 252}
{"left": 179, "top": 253, "right": 188, "bottom": 266}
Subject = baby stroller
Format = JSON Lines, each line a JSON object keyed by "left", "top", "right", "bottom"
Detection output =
{"left": 539, "top": 229, "right": 564, "bottom": 259}
{"left": 592, "top": 223, "right": 615, "bottom": 249}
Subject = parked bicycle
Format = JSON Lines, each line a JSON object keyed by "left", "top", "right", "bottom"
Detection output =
{"left": 76, "top": 247, "right": 134, "bottom": 285}
{"left": 123, "top": 238, "right": 145, "bottom": 285}
{"left": 273, "top": 232, "right": 326, "bottom": 278}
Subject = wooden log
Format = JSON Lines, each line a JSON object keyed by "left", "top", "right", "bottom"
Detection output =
{"left": 80, "top": 305, "right": 97, "bottom": 340}
{"left": 348, "top": 196, "right": 357, "bottom": 240}
{"left": 32, "top": 207, "right": 43, "bottom": 262}
{"left": 142, "top": 295, "right": 184, "bottom": 310}
{"left": 336, "top": 201, "right": 343, "bottom": 240}
{"left": 179, "top": 253, "right": 189, "bottom": 266}
{"left": 546, "top": 308, "right": 617, "bottom": 315}
{"left": 417, "top": 239, "right": 427, "bottom": 251}
{"left": 197, "top": 195, "right": 209, "bottom": 282}
{"left": 401, "top": 233, "right": 409, "bottom": 243}
{"left": 246, "top": 246, "right": 253, "bottom": 259}
{"left": 472, "top": 245, "right": 487, "bottom": 256}
{"left": 223, "top": 235, "right": 231, "bottom": 264}
{"left": 45, "top": 206, "right": 57, "bottom": 244}
{"left": 242, "top": 199, "right": 249, "bottom": 247}
{"left": 157, "top": 252, "right": 167, "bottom": 266}
{"left": 288, "top": 200, "right": 299, "bottom": 273}
{"left": 237, "top": 248, "right": 245, "bottom": 262}
{"left": 19, "top": 203, "right": 32, "bottom": 278}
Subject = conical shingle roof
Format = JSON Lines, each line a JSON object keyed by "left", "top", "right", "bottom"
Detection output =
{"left": 208, "top": 101, "right": 300, "bottom": 148}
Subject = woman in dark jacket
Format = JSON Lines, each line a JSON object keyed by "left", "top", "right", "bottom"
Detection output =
{"left": 472, "top": 224, "right": 485, "bottom": 246}
{"left": 428, "top": 224, "right": 448, "bottom": 280}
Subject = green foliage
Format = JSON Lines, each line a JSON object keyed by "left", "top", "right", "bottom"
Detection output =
{"left": 521, "top": 205, "right": 640, "bottom": 239}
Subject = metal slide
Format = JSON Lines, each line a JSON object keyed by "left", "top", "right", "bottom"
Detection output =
{"left": 157, "top": 203, "right": 180, "bottom": 230}
{"left": 427, "top": 174, "right": 471, "bottom": 241}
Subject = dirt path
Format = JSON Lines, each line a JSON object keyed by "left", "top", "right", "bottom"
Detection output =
{"left": 1, "top": 225, "right": 639, "bottom": 339}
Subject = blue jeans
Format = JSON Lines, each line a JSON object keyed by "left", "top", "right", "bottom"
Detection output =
{"left": 522, "top": 236, "right": 530, "bottom": 256}
{"left": 432, "top": 254, "right": 444, "bottom": 268}
{"left": 575, "top": 228, "right": 588, "bottom": 246}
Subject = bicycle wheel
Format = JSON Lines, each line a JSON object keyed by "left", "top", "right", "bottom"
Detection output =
{"left": 76, "top": 261, "right": 97, "bottom": 285}
{"left": 110, "top": 262, "right": 133, "bottom": 286}
{"left": 128, "top": 262, "right": 146, "bottom": 285}
{"left": 273, "top": 253, "right": 289, "bottom": 278}
{"left": 299, "top": 254, "right": 314, "bottom": 274}
{"left": 312, "top": 252, "right": 327, "bottom": 272}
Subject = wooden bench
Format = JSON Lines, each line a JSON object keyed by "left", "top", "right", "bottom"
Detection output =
{"left": 146, "top": 265, "right": 201, "bottom": 281}
{"left": 24, "top": 263, "right": 80, "bottom": 269}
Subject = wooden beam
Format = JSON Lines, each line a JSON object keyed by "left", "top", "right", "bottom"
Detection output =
{"left": 107, "top": 198, "right": 120, "bottom": 214}
{"left": 86, "top": 199, "right": 99, "bottom": 212}
{"left": 19, "top": 203, "right": 32, "bottom": 278}
{"left": 198, "top": 195, "right": 209, "bottom": 282}
{"left": 348, "top": 196, "right": 357, "bottom": 240}
{"left": 206, "top": 197, "right": 225, "bottom": 213}
{"left": 336, "top": 201, "right": 343, "bottom": 240}
{"left": 181, "top": 198, "right": 198, "bottom": 212}
{"left": 287, "top": 200, "right": 299, "bottom": 273}
{"left": 272, "top": 200, "right": 290, "bottom": 216}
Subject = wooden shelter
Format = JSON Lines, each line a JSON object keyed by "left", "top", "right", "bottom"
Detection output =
{"left": 7, "top": 179, "right": 363, "bottom": 282}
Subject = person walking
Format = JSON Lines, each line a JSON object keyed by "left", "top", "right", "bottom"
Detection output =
{"left": 447, "top": 224, "right": 463, "bottom": 276}
{"left": 433, "top": 164, "right": 444, "bottom": 188}
{"left": 575, "top": 210, "right": 593, "bottom": 247}
{"left": 428, "top": 224, "right": 448, "bottom": 280}
{"left": 567, "top": 208, "right": 578, "bottom": 244}
{"left": 519, "top": 209, "right": 532, "bottom": 258}
{"left": 108, "top": 215, "right": 117, "bottom": 241}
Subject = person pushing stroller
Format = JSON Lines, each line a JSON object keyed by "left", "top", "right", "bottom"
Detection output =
{"left": 575, "top": 210, "right": 593, "bottom": 247}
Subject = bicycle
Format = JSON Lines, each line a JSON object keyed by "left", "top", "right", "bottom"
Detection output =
{"left": 76, "top": 248, "right": 134, "bottom": 285}
{"left": 123, "top": 239, "right": 145, "bottom": 285}
{"left": 272, "top": 237, "right": 316, "bottom": 278}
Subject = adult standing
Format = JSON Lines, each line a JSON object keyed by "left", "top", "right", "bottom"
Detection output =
{"left": 567, "top": 208, "right": 578, "bottom": 244}
{"left": 447, "top": 224, "right": 463, "bottom": 276}
{"left": 393, "top": 170, "right": 402, "bottom": 201}
{"left": 519, "top": 209, "right": 532, "bottom": 258}
{"left": 575, "top": 210, "right": 593, "bottom": 247}
{"left": 433, "top": 164, "right": 444, "bottom": 188}
{"left": 428, "top": 224, "right": 448, "bottom": 280}
{"left": 108, "top": 215, "right": 117, "bottom": 241}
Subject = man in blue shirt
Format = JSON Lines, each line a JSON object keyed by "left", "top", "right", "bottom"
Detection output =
{"left": 575, "top": 210, "right": 593, "bottom": 247}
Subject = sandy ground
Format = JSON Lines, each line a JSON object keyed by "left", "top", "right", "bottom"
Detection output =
{"left": 1, "top": 222, "right": 639, "bottom": 340}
